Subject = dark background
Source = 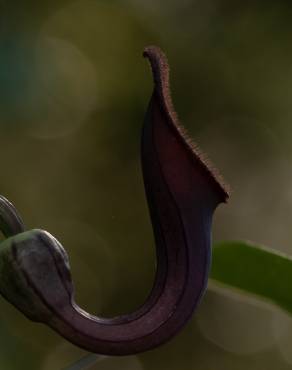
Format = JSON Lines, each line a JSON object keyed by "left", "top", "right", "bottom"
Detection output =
{"left": 1, "top": 1, "right": 292, "bottom": 369}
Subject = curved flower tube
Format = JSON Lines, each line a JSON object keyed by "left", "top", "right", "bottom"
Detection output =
{"left": 0, "top": 46, "right": 229, "bottom": 355}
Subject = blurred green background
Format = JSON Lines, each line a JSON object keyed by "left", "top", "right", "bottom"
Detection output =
{"left": 1, "top": 0, "right": 292, "bottom": 369}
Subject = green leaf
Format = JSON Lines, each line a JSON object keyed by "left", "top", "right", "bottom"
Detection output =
{"left": 211, "top": 241, "right": 292, "bottom": 314}
{"left": 62, "top": 354, "right": 103, "bottom": 370}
